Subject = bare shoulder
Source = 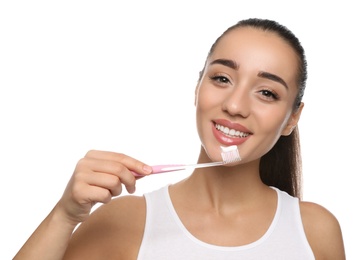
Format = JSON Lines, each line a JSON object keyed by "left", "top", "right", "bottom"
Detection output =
{"left": 300, "top": 201, "right": 345, "bottom": 260}
{"left": 64, "top": 195, "right": 146, "bottom": 260}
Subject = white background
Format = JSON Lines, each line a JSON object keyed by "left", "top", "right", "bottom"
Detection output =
{"left": 1, "top": 1, "right": 356, "bottom": 259}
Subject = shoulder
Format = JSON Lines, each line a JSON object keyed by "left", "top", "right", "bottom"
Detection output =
{"left": 64, "top": 195, "right": 146, "bottom": 259}
{"left": 299, "top": 201, "right": 345, "bottom": 260}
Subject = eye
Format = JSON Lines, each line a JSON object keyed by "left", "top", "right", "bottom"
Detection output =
{"left": 259, "top": 89, "right": 279, "bottom": 101}
{"left": 209, "top": 75, "right": 231, "bottom": 85}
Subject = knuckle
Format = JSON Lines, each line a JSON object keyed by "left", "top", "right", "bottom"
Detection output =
{"left": 76, "top": 157, "right": 89, "bottom": 169}
{"left": 110, "top": 162, "right": 125, "bottom": 175}
{"left": 85, "top": 149, "right": 96, "bottom": 157}
{"left": 71, "top": 182, "right": 85, "bottom": 202}
{"left": 101, "top": 189, "right": 113, "bottom": 204}
{"left": 111, "top": 185, "right": 123, "bottom": 197}
{"left": 72, "top": 170, "right": 86, "bottom": 183}
{"left": 109, "top": 175, "right": 121, "bottom": 187}
{"left": 115, "top": 152, "right": 126, "bottom": 161}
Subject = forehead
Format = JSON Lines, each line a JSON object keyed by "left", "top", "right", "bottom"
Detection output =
{"left": 209, "top": 27, "right": 299, "bottom": 85}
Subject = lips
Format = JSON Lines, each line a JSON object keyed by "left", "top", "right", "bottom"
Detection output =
{"left": 212, "top": 119, "right": 251, "bottom": 145}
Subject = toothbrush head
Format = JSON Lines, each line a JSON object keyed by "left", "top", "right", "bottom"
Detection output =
{"left": 220, "top": 145, "right": 241, "bottom": 164}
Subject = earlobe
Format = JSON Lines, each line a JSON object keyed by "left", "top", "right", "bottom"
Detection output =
{"left": 282, "top": 125, "right": 296, "bottom": 136}
{"left": 282, "top": 102, "right": 304, "bottom": 136}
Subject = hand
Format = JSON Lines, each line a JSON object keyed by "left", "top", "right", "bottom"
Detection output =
{"left": 56, "top": 150, "right": 152, "bottom": 225}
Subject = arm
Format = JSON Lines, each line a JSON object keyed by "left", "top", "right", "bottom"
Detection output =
{"left": 63, "top": 195, "right": 146, "bottom": 259}
{"left": 13, "top": 150, "right": 152, "bottom": 260}
{"left": 300, "top": 201, "right": 346, "bottom": 260}
{"left": 13, "top": 204, "right": 78, "bottom": 260}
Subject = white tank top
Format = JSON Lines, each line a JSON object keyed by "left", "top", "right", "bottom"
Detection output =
{"left": 138, "top": 185, "right": 315, "bottom": 259}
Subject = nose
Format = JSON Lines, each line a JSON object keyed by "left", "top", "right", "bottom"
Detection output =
{"left": 222, "top": 86, "right": 250, "bottom": 118}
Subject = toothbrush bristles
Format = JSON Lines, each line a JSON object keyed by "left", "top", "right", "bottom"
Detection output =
{"left": 220, "top": 145, "right": 241, "bottom": 163}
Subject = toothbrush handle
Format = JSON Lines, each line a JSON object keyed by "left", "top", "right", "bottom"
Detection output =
{"left": 132, "top": 164, "right": 186, "bottom": 177}
{"left": 132, "top": 161, "right": 226, "bottom": 178}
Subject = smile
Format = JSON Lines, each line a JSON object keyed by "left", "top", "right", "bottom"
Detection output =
{"left": 215, "top": 123, "right": 250, "bottom": 138}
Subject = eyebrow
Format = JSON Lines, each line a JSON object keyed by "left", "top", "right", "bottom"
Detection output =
{"left": 209, "top": 58, "right": 288, "bottom": 89}
{"left": 257, "top": 71, "right": 288, "bottom": 89}
{"left": 209, "top": 59, "right": 239, "bottom": 70}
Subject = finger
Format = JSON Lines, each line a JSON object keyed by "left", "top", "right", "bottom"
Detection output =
{"left": 77, "top": 157, "right": 136, "bottom": 190}
{"left": 82, "top": 185, "right": 113, "bottom": 204}
{"left": 84, "top": 171, "right": 123, "bottom": 197}
{"left": 85, "top": 150, "right": 152, "bottom": 176}
{"left": 71, "top": 180, "right": 113, "bottom": 205}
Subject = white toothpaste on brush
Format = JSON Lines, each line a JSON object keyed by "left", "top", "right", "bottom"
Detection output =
{"left": 220, "top": 145, "right": 241, "bottom": 163}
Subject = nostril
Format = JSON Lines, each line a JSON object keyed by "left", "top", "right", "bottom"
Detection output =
{"left": 223, "top": 101, "right": 250, "bottom": 118}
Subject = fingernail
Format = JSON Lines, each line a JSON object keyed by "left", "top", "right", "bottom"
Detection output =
{"left": 128, "top": 186, "right": 136, "bottom": 194}
{"left": 143, "top": 165, "right": 152, "bottom": 174}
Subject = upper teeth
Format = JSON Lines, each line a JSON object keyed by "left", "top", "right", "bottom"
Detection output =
{"left": 215, "top": 124, "right": 249, "bottom": 138}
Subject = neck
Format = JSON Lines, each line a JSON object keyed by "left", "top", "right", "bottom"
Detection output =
{"left": 177, "top": 158, "right": 271, "bottom": 214}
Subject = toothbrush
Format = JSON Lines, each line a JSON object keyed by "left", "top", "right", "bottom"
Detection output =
{"left": 132, "top": 145, "right": 241, "bottom": 177}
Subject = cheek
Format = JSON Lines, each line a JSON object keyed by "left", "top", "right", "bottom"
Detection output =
{"left": 195, "top": 87, "right": 212, "bottom": 130}
{"left": 196, "top": 83, "right": 228, "bottom": 111}
{"left": 195, "top": 86, "right": 222, "bottom": 140}
{"left": 254, "top": 106, "right": 292, "bottom": 144}
{"left": 244, "top": 108, "right": 291, "bottom": 160}
{"left": 196, "top": 86, "right": 219, "bottom": 110}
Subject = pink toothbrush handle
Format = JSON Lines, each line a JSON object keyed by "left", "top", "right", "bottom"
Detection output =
{"left": 132, "top": 164, "right": 185, "bottom": 177}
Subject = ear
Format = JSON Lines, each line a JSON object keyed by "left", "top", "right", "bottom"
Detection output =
{"left": 281, "top": 102, "right": 304, "bottom": 136}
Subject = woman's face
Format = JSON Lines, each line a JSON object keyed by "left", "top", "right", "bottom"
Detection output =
{"left": 195, "top": 27, "right": 303, "bottom": 163}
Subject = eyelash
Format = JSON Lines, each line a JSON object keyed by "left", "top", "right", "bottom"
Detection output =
{"left": 209, "top": 74, "right": 280, "bottom": 101}
{"left": 259, "top": 89, "right": 279, "bottom": 100}
{"left": 209, "top": 75, "right": 231, "bottom": 85}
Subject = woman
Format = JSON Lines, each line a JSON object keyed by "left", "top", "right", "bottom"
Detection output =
{"left": 14, "top": 18, "right": 345, "bottom": 259}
